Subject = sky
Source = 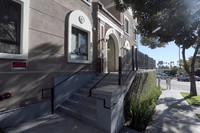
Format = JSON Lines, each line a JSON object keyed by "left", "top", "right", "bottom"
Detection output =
{"left": 138, "top": 38, "right": 195, "bottom": 67}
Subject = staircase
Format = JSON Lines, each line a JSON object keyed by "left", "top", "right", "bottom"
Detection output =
{"left": 95, "top": 72, "right": 118, "bottom": 88}
{"left": 55, "top": 73, "right": 107, "bottom": 126}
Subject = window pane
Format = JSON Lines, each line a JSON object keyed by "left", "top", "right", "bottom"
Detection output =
{"left": 125, "top": 20, "right": 129, "bottom": 33}
{"left": 71, "top": 27, "right": 88, "bottom": 61}
{"left": 79, "top": 30, "right": 88, "bottom": 55}
{"left": 0, "top": 0, "right": 21, "bottom": 54}
{"left": 71, "top": 53, "right": 88, "bottom": 60}
{"left": 71, "top": 27, "right": 78, "bottom": 53}
{"left": 133, "top": 28, "right": 137, "bottom": 40}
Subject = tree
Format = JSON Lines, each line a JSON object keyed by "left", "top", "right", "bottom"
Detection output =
{"left": 170, "top": 66, "right": 178, "bottom": 76}
{"left": 114, "top": 0, "right": 200, "bottom": 96}
{"left": 179, "top": 56, "right": 200, "bottom": 74}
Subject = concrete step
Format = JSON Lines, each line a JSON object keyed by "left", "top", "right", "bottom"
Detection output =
{"left": 55, "top": 73, "right": 107, "bottom": 128}
{"left": 83, "top": 79, "right": 101, "bottom": 88}
{"left": 64, "top": 98, "right": 96, "bottom": 114}
{"left": 84, "top": 84, "right": 95, "bottom": 89}
{"left": 95, "top": 81, "right": 118, "bottom": 88}
{"left": 104, "top": 77, "right": 118, "bottom": 81}
{"left": 83, "top": 74, "right": 106, "bottom": 88}
{"left": 100, "top": 80, "right": 118, "bottom": 84}
{"left": 56, "top": 104, "right": 97, "bottom": 127}
{"left": 78, "top": 88, "right": 90, "bottom": 96}
{"left": 72, "top": 93, "right": 96, "bottom": 105}
{"left": 89, "top": 79, "right": 100, "bottom": 85}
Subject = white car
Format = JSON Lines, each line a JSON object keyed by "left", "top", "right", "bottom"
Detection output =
{"left": 160, "top": 74, "right": 173, "bottom": 80}
{"left": 177, "top": 75, "right": 190, "bottom": 81}
{"left": 195, "top": 76, "right": 200, "bottom": 81}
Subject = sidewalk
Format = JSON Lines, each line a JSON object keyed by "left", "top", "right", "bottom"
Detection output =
{"left": 5, "top": 114, "right": 106, "bottom": 133}
{"left": 5, "top": 84, "right": 200, "bottom": 133}
{"left": 4, "top": 111, "right": 137, "bottom": 133}
{"left": 145, "top": 88, "right": 200, "bottom": 133}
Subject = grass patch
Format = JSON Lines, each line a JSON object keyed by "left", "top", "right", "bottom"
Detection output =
{"left": 181, "top": 92, "right": 200, "bottom": 106}
{"left": 196, "top": 114, "right": 200, "bottom": 119}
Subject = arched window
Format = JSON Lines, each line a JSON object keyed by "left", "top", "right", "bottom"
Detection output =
{"left": 82, "top": 0, "right": 92, "bottom": 6}
{"left": 68, "top": 10, "right": 92, "bottom": 63}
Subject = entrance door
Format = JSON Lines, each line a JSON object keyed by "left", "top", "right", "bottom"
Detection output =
{"left": 107, "top": 36, "right": 116, "bottom": 72}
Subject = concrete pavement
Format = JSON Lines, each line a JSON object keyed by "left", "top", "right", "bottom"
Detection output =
{"left": 5, "top": 113, "right": 106, "bottom": 133}
{"left": 5, "top": 79, "right": 200, "bottom": 133}
{"left": 4, "top": 111, "right": 138, "bottom": 133}
{"left": 145, "top": 88, "right": 200, "bottom": 133}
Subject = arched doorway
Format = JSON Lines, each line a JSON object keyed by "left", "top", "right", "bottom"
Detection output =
{"left": 103, "top": 28, "right": 120, "bottom": 73}
{"left": 107, "top": 36, "right": 116, "bottom": 72}
{"left": 105, "top": 34, "right": 119, "bottom": 72}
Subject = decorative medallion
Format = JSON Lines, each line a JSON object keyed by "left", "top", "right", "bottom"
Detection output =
{"left": 79, "top": 16, "right": 85, "bottom": 24}
{"left": 125, "top": 41, "right": 131, "bottom": 50}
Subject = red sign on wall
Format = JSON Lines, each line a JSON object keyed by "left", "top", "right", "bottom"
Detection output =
{"left": 12, "top": 61, "right": 27, "bottom": 70}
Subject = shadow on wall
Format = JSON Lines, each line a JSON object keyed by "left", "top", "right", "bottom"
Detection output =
{"left": 0, "top": 42, "right": 86, "bottom": 112}
{"left": 0, "top": 8, "right": 95, "bottom": 127}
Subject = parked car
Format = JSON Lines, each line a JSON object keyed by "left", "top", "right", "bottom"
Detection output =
{"left": 195, "top": 76, "right": 200, "bottom": 81}
{"left": 160, "top": 74, "right": 173, "bottom": 80}
{"left": 177, "top": 75, "right": 190, "bottom": 81}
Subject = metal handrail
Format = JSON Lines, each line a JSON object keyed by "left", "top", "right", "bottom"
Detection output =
{"left": 51, "top": 64, "right": 93, "bottom": 114}
{"left": 54, "top": 65, "right": 90, "bottom": 88}
{"left": 88, "top": 72, "right": 110, "bottom": 96}
{"left": 88, "top": 72, "right": 119, "bottom": 109}
{"left": 119, "top": 49, "right": 133, "bottom": 85}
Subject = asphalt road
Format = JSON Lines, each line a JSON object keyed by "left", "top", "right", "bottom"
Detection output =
{"left": 159, "top": 79, "right": 200, "bottom": 94}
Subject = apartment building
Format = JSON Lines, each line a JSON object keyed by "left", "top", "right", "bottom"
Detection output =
{"left": 0, "top": 0, "right": 138, "bottom": 132}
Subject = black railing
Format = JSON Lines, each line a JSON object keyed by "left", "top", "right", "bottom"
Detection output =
{"left": 137, "top": 50, "right": 156, "bottom": 70}
{"left": 137, "top": 50, "right": 146, "bottom": 69}
{"left": 89, "top": 72, "right": 110, "bottom": 96}
{"left": 119, "top": 47, "right": 156, "bottom": 85}
{"left": 51, "top": 62, "right": 95, "bottom": 114}
{"left": 119, "top": 49, "right": 133, "bottom": 85}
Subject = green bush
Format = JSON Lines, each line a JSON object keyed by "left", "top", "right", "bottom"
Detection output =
{"left": 124, "top": 71, "right": 161, "bottom": 132}
{"left": 125, "top": 87, "right": 162, "bottom": 132}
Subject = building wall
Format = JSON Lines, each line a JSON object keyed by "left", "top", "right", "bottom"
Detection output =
{"left": 0, "top": 0, "right": 138, "bottom": 114}
{"left": 122, "top": 10, "right": 138, "bottom": 49}
{"left": 96, "top": 2, "right": 138, "bottom": 73}
{"left": 0, "top": 0, "right": 95, "bottom": 111}
{"left": 97, "top": 2, "right": 138, "bottom": 51}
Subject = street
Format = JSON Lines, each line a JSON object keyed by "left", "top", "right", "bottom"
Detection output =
{"left": 159, "top": 79, "right": 200, "bottom": 94}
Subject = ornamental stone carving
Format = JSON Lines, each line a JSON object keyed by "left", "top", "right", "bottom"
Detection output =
{"left": 79, "top": 16, "right": 85, "bottom": 24}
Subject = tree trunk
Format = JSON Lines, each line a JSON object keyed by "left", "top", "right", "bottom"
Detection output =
{"left": 189, "top": 75, "right": 197, "bottom": 96}
{"left": 182, "top": 47, "right": 198, "bottom": 96}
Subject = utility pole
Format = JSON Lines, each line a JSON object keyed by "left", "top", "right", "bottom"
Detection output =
{"left": 177, "top": 45, "right": 181, "bottom": 76}
{"left": 179, "top": 45, "right": 181, "bottom": 68}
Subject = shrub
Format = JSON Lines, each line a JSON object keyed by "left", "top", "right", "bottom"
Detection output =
{"left": 125, "top": 87, "right": 162, "bottom": 132}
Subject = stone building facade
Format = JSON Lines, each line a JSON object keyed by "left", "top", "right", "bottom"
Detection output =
{"left": 0, "top": 0, "right": 138, "bottom": 131}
